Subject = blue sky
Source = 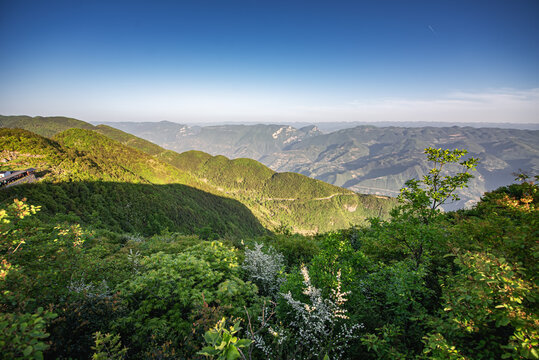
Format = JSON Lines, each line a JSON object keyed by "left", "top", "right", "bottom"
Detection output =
{"left": 1, "top": 0, "right": 538, "bottom": 123}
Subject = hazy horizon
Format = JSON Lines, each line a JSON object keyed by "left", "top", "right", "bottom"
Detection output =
{"left": 1, "top": 1, "right": 538, "bottom": 124}
{"left": 90, "top": 118, "right": 539, "bottom": 131}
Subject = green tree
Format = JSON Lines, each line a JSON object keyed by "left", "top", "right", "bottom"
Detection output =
{"left": 115, "top": 241, "right": 258, "bottom": 357}
{"left": 379, "top": 148, "right": 479, "bottom": 268}
{"left": 398, "top": 147, "right": 479, "bottom": 223}
{"left": 423, "top": 251, "right": 538, "bottom": 359}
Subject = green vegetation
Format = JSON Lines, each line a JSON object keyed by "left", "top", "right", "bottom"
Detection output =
{"left": 1, "top": 116, "right": 396, "bottom": 233}
{"left": 98, "top": 119, "right": 539, "bottom": 211}
{"left": 162, "top": 150, "right": 394, "bottom": 234}
{"left": 1, "top": 144, "right": 536, "bottom": 359}
{"left": 0, "top": 115, "right": 95, "bottom": 138}
{"left": 198, "top": 318, "right": 252, "bottom": 360}
{"left": 1, "top": 128, "right": 265, "bottom": 238}
{"left": 94, "top": 125, "right": 165, "bottom": 156}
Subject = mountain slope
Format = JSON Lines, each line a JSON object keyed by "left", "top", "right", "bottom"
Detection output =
{"left": 0, "top": 115, "right": 95, "bottom": 138}
{"left": 0, "top": 128, "right": 266, "bottom": 237}
{"left": 1, "top": 118, "right": 396, "bottom": 233}
{"left": 159, "top": 150, "right": 394, "bottom": 233}
{"left": 81, "top": 128, "right": 395, "bottom": 233}
{"left": 98, "top": 121, "right": 323, "bottom": 159}
{"left": 99, "top": 121, "right": 539, "bottom": 209}
{"left": 276, "top": 126, "right": 539, "bottom": 209}
{"left": 87, "top": 127, "right": 394, "bottom": 232}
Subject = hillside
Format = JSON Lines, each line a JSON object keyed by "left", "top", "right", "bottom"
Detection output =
{"left": 82, "top": 126, "right": 395, "bottom": 232}
{"left": 100, "top": 121, "right": 539, "bottom": 209}
{"left": 0, "top": 115, "right": 95, "bottom": 138}
{"left": 0, "top": 118, "right": 396, "bottom": 233}
{"left": 275, "top": 126, "right": 539, "bottom": 209}
{"left": 1, "top": 120, "right": 535, "bottom": 360}
{"left": 160, "top": 150, "right": 394, "bottom": 233}
{"left": 0, "top": 128, "right": 266, "bottom": 237}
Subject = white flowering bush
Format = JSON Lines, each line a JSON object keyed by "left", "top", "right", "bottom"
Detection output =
{"left": 280, "top": 266, "right": 362, "bottom": 360}
{"left": 242, "top": 243, "right": 285, "bottom": 297}
{"left": 68, "top": 278, "right": 112, "bottom": 300}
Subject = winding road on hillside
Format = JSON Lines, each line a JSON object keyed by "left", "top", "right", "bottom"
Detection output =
{"left": 263, "top": 193, "right": 355, "bottom": 201}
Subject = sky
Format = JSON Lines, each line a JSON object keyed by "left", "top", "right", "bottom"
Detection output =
{"left": 0, "top": 0, "right": 538, "bottom": 124}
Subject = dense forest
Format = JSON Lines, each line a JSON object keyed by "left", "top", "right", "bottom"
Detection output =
{"left": 1, "top": 140, "right": 537, "bottom": 358}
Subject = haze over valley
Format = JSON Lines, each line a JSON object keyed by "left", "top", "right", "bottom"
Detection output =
{"left": 96, "top": 119, "right": 539, "bottom": 210}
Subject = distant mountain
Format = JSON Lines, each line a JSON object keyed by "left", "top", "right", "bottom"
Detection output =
{"left": 98, "top": 121, "right": 323, "bottom": 160}
{"left": 1, "top": 116, "right": 395, "bottom": 234}
{"left": 302, "top": 121, "right": 539, "bottom": 132}
{"left": 270, "top": 126, "right": 539, "bottom": 209}
{"left": 95, "top": 120, "right": 539, "bottom": 210}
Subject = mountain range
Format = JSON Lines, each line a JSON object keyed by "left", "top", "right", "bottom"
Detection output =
{"left": 0, "top": 115, "right": 394, "bottom": 235}
{"left": 96, "top": 120, "right": 539, "bottom": 209}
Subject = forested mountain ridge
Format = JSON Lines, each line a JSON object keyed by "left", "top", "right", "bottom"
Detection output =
{"left": 0, "top": 117, "right": 396, "bottom": 234}
{"left": 98, "top": 119, "right": 539, "bottom": 210}
{"left": 0, "top": 115, "right": 96, "bottom": 137}
{"left": 97, "top": 120, "right": 323, "bottom": 160}
{"left": 0, "top": 128, "right": 266, "bottom": 237}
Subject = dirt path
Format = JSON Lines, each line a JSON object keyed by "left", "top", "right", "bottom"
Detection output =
{"left": 351, "top": 186, "right": 400, "bottom": 195}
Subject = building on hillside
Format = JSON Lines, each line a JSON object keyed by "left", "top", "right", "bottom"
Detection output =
{"left": 0, "top": 168, "right": 36, "bottom": 187}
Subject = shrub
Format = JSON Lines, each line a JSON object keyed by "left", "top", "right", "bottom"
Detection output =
{"left": 0, "top": 307, "right": 56, "bottom": 360}
{"left": 242, "top": 243, "right": 284, "bottom": 297}
{"left": 279, "top": 266, "right": 362, "bottom": 360}
{"left": 115, "top": 241, "right": 258, "bottom": 357}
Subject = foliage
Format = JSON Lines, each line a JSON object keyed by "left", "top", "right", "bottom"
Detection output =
{"left": 46, "top": 289, "right": 121, "bottom": 359}
{"left": 368, "top": 148, "right": 478, "bottom": 269}
{"left": 0, "top": 198, "right": 40, "bottom": 255}
{"left": 242, "top": 243, "right": 284, "bottom": 297}
{"left": 451, "top": 174, "right": 539, "bottom": 277}
{"left": 269, "top": 234, "right": 320, "bottom": 268}
{"left": 424, "top": 251, "right": 538, "bottom": 359}
{"left": 198, "top": 317, "right": 252, "bottom": 360}
{"left": 0, "top": 307, "right": 56, "bottom": 360}
{"left": 0, "top": 199, "right": 57, "bottom": 360}
{"left": 421, "top": 332, "right": 468, "bottom": 360}
{"left": 361, "top": 324, "right": 409, "bottom": 359}
{"left": 1, "top": 198, "right": 40, "bottom": 292}
{"left": 92, "top": 332, "right": 128, "bottom": 360}
{"left": 279, "top": 266, "right": 361, "bottom": 360}
{"left": 115, "top": 241, "right": 258, "bottom": 357}
{"left": 398, "top": 147, "right": 479, "bottom": 222}
{"left": 0, "top": 136, "right": 536, "bottom": 360}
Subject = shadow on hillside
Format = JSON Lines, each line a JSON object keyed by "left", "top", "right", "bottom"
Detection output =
{"left": 0, "top": 180, "right": 268, "bottom": 238}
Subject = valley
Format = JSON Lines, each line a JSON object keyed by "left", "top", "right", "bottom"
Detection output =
{"left": 97, "top": 120, "right": 539, "bottom": 210}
